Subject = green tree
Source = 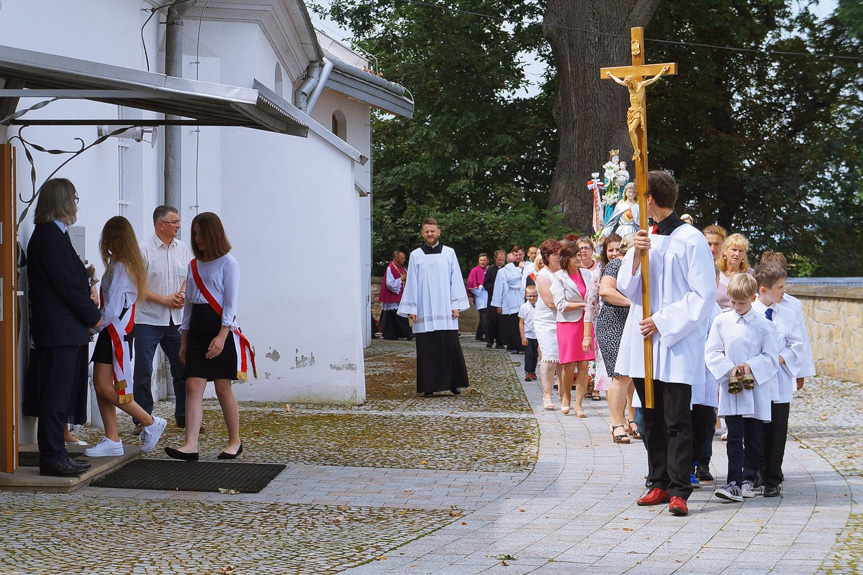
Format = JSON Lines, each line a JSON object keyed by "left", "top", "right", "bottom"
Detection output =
{"left": 645, "top": 0, "right": 863, "bottom": 275}
{"left": 321, "top": 0, "right": 562, "bottom": 272}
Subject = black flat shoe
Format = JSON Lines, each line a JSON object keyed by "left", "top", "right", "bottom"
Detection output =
{"left": 165, "top": 447, "right": 199, "bottom": 461}
{"left": 69, "top": 457, "right": 92, "bottom": 471}
{"left": 424, "top": 392, "right": 433, "bottom": 397}
{"left": 217, "top": 444, "right": 243, "bottom": 460}
{"left": 451, "top": 388, "right": 461, "bottom": 395}
{"left": 40, "top": 457, "right": 87, "bottom": 477}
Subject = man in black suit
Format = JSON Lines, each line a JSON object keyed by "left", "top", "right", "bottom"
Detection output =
{"left": 27, "top": 179, "right": 102, "bottom": 476}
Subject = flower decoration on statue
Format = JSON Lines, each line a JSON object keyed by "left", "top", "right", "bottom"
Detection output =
{"left": 589, "top": 149, "right": 633, "bottom": 240}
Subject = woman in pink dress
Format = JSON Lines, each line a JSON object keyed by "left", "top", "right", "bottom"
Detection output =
{"left": 551, "top": 243, "right": 598, "bottom": 416}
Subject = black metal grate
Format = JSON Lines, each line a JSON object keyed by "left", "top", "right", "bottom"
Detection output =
{"left": 90, "top": 459, "right": 286, "bottom": 493}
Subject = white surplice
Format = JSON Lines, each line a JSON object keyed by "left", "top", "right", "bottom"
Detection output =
{"left": 780, "top": 294, "right": 816, "bottom": 378}
{"left": 691, "top": 303, "right": 722, "bottom": 408}
{"left": 615, "top": 223, "right": 717, "bottom": 386}
{"left": 491, "top": 262, "right": 525, "bottom": 314}
{"left": 398, "top": 245, "right": 469, "bottom": 334}
{"left": 752, "top": 299, "right": 806, "bottom": 404}
{"left": 705, "top": 308, "right": 780, "bottom": 421}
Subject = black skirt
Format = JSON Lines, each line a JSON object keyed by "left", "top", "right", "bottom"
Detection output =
{"left": 184, "top": 304, "right": 238, "bottom": 381}
{"left": 91, "top": 310, "right": 135, "bottom": 365}
{"left": 415, "top": 330, "right": 469, "bottom": 393}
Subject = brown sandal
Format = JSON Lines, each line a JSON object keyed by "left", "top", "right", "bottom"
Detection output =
{"left": 628, "top": 420, "right": 641, "bottom": 440}
{"left": 612, "top": 425, "right": 631, "bottom": 444}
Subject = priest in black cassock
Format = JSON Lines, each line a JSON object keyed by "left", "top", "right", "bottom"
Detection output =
{"left": 397, "top": 217, "right": 470, "bottom": 396}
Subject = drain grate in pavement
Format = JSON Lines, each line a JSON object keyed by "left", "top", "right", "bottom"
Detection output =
{"left": 90, "top": 459, "right": 286, "bottom": 493}
{"left": 18, "top": 452, "right": 84, "bottom": 467}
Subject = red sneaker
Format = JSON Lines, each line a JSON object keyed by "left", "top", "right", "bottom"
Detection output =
{"left": 636, "top": 487, "right": 669, "bottom": 506}
{"left": 668, "top": 496, "right": 688, "bottom": 516}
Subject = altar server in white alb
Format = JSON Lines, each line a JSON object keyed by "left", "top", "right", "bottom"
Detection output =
{"left": 398, "top": 217, "right": 470, "bottom": 397}
{"left": 616, "top": 170, "right": 717, "bottom": 517}
{"left": 492, "top": 247, "right": 526, "bottom": 353}
{"left": 705, "top": 273, "right": 780, "bottom": 502}
{"left": 752, "top": 261, "right": 806, "bottom": 498}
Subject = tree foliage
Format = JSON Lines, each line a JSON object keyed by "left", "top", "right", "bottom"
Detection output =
{"left": 646, "top": 0, "right": 863, "bottom": 275}
{"left": 321, "top": 0, "right": 862, "bottom": 276}
{"left": 322, "top": 0, "right": 561, "bottom": 272}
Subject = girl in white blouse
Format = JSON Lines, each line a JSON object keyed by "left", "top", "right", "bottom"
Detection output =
{"left": 85, "top": 216, "right": 167, "bottom": 457}
{"left": 166, "top": 212, "right": 244, "bottom": 461}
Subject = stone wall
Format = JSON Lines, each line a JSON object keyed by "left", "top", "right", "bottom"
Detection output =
{"left": 786, "top": 284, "right": 863, "bottom": 383}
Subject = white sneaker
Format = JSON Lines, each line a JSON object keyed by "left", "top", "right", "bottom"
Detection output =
{"left": 85, "top": 437, "right": 124, "bottom": 457}
{"left": 140, "top": 416, "right": 167, "bottom": 454}
{"left": 715, "top": 482, "right": 744, "bottom": 502}
{"left": 741, "top": 480, "right": 757, "bottom": 498}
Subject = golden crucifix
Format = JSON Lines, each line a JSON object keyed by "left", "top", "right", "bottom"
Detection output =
{"left": 600, "top": 27, "right": 677, "bottom": 409}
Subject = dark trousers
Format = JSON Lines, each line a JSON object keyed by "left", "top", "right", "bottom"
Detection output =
{"left": 725, "top": 415, "right": 764, "bottom": 486}
{"left": 475, "top": 308, "right": 488, "bottom": 340}
{"left": 524, "top": 338, "right": 538, "bottom": 373}
{"left": 690, "top": 404, "right": 716, "bottom": 467}
{"left": 380, "top": 309, "right": 412, "bottom": 340}
{"left": 633, "top": 378, "right": 693, "bottom": 499}
{"left": 503, "top": 313, "right": 523, "bottom": 351}
{"left": 762, "top": 402, "right": 790, "bottom": 487}
{"left": 133, "top": 322, "right": 186, "bottom": 425}
{"left": 36, "top": 346, "right": 82, "bottom": 465}
{"left": 486, "top": 308, "right": 500, "bottom": 345}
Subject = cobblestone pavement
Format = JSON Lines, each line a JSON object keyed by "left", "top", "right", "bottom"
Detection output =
{"left": 1, "top": 338, "right": 860, "bottom": 574}
{"left": 0, "top": 339, "right": 535, "bottom": 574}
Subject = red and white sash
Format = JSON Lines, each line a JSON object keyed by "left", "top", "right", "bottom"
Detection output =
{"left": 190, "top": 259, "right": 257, "bottom": 381}
{"left": 101, "top": 287, "right": 135, "bottom": 404}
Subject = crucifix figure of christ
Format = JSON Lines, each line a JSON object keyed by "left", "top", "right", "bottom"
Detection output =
{"left": 600, "top": 27, "right": 677, "bottom": 408}
{"left": 606, "top": 66, "right": 671, "bottom": 162}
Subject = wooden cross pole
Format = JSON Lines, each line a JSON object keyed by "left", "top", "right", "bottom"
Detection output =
{"left": 600, "top": 27, "right": 676, "bottom": 409}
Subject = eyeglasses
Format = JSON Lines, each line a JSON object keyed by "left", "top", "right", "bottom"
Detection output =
{"left": 578, "top": 246, "right": 593, "bottom": 252}
{"left": 526, "top": 296, "right": 538, "bottom": 299}
{"left": 161, "top": 219, "right": 181, "bottom": 227}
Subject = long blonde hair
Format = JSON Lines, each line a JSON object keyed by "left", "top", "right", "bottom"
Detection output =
{"left": 717, "top": 233, "right": 750, "bottom": 273}
{"left": 100, "top": 216, "right": 147, "bottom": 296}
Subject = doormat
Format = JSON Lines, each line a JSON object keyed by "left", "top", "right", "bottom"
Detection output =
{"left": 90, "top": 459, "right": 286, "bottom": 493}
{"left": 18, "top": 452, "right": 84, "bottom": 468}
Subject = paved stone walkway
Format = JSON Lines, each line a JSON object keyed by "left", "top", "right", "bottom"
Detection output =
{"left": 0, "top": 338, "right": 859, "bottom": 574}
{"left": 344, "top": 341, "right": 854, "bottom": 575}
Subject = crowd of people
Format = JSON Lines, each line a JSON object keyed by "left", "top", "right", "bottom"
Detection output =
{"left": 27, "top": 178, "right": 254, "bottom": 477}
{"left": 381, "top": 170, "right": 814, "bottom": 517}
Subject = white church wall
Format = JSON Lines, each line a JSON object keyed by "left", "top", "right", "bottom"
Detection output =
{"left": 218, "top": 127, "right": 366, "bottom": 403}
{"left": 0, "top": 0, "right": 158, "bottom": 70}
{"left": 310, "top": 90, "right": 373, "bottom": 346}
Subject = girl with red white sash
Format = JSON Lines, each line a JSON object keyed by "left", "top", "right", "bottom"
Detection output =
{"left": 166, "top": 212, "right": 251, "bottom": 461}
{"left": 85, "top": 217, "right": 167, "bottom": 457}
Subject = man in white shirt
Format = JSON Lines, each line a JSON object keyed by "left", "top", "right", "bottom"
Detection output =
{"left": 132, "top": 205, "right": 192, "bottom": 430}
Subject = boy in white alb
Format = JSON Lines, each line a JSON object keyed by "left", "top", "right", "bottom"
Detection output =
{"left": 752, "top": 261, "right": 806, "bottom": 498}
{"left": 705, "top": 274, "right": 780, "bottom": 502}
{"left": 519, "top": 285, "right": 538, "bottom": 381}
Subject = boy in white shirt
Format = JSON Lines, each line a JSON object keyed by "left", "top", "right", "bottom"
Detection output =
{"left": 519, "top": 285, "right": 538, "bottom": 381}
{"left": 752, "top": 261, "right": 806, "bottom": 498}
{"left": 705, "top": 274, "right": 780, "bottom": 502}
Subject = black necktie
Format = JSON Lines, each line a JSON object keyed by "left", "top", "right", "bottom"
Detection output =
{"left": 765, "top": 308, "right": 774, "bottom": 321}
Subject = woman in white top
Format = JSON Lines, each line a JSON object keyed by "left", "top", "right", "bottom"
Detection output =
{"left": 534, "top": 239, "right": 565, "bottom": 411}
{"left": 166, "top": 212, "right": 244, "bottom": 461}
{"left": 577, "top": 237, "right": 603, "bottom": 401}
{"left": 85, "top": 216, "right": 167, "bottom": 457}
